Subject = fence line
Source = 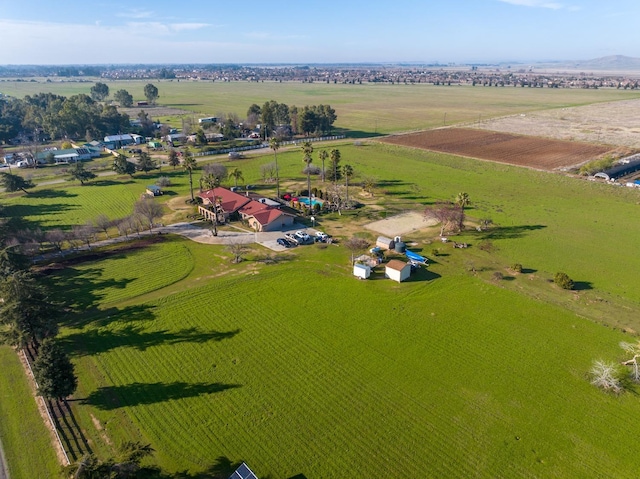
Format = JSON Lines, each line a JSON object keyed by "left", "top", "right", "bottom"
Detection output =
{"left": 21, "top": 350, "right": 71, "bottom": 466}
{"left": 194, "top": 135, "right": 346, "bottom": 157}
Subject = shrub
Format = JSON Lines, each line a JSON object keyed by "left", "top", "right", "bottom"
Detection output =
{"left": 554, "top": 272, "right": 574, "bottom": 290}
{"left": 156, "top": 176, "right": 171, "bottom": 187}
{"left": 478, "top": 240, "right": 495, "bottom": 253}
{"left": 579, "top": 155, "right": 615, "bottom": 176}
{"left": 511, "top": 263, "right": 523, "bottom": 273}
{"left": 431, "top": 248, "right": 439, "bottom": 257}
{"left": 492, "top": 271, "right": 504, "bottom": 281}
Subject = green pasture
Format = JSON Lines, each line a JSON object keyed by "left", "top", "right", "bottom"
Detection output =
{"left": 44, "top": 236, "right": 640, "bottom": 478}
{"left": 4, "top": 139, "right": 640, "bottom": 321}
{"left": 0, "top": 347, "right": 60, "bottom": 479}
{"left": 1, "top": 169, "right": 190, "bottom": 230}
{"left": 5, "top": 90, "right": 640, "bottom": 475}
{"left": 3, "top": 80, "right": 640, "bottom": 135}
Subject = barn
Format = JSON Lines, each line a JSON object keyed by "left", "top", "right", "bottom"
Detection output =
{"left": 595, "top": 156, "right": 640, "bottom": 181}
{"left": 385, "top": 260, "right": 411, "bottom": 283}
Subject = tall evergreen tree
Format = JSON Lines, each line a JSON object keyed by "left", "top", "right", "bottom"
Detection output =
{"left": 136, "top": 152, "right": 157, "bottom": 173}
{"left": 33, "top": 338, "right": 77, "bottom": 400}
{"left": 0, "top": 271, "right": 58, "bottom": 349}
{"left": 113, "top": 154, "right": 136, "bottom": 177}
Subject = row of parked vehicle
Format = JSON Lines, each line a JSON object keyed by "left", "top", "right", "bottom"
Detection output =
{"left": 277, "top": 231, "right": 330, "bottom": 248}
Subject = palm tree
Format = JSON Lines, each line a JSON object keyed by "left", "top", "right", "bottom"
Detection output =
{"left": 229, "top": 167, "right": 244, "bottom": 188}
{"left": 210, "top": 196, "right": 223, "bottom": 237}
{"left": 301, "top": 141, "right": 314, "bottom": 214}
{"left": 318, "top": 149, "right": 328, "bottom": 183}
{"left": 343, "top": 164, "right": 354, "bottom": 203}
{"left": 330, "top": 148, "right": 341, "bottom": 184}
{"left": 182, "top": 149, "right": 197, "bottom": 202}
{"left": 201, "top": 173, "right": 221, "bottom": 190}
{"left": 269, "top": 137, "right": 281, "bottom": 198}
{"left": 455, "top": 192, "right": 470, "bottom": 210}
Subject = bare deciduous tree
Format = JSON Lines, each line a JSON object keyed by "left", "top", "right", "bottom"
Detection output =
{"left": 227, "top": 241, "right": 248, "bottom": 264}
{"left": 72, "top": 222, "right": 97, "bottom": 250}
{"left": 46, "top": 229, "right": 66, "bottom": 252}
{"left": 424, "top": 201, "right": 465, "bottom": 237}
{"left": 95, "top": 214, "right": 112, "bottom": 238}
{"left": 344, "top": 236, "right": 369, "bottom": 264}
{"left": 133, "top": 199, "right": 164, "bottom": 231}
{"left": 620, "top": 341, "right": 640, "bottom": 382}
{"left": 590, "top": 360, "right": 622, "bottom": 394}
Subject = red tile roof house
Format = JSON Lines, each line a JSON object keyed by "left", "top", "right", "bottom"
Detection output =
{"left": 240, "top": 201, "right": 296, "bottom": 232}
{"left": 198, "top": 188, "right": 296, "bottom": 232}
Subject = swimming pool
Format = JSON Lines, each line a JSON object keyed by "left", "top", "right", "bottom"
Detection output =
{"left": 296, "top": 197, "right": 324, "bottom": 207}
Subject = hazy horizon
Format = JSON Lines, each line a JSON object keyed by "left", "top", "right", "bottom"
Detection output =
{"left": 2, "top": 0, "right": 640, "bottom": 65}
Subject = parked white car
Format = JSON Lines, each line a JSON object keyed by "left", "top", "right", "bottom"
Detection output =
{"left": 294, "top": 231, "right": 311, "bottom": 242}
{"left": 315, "top": 232, "right": 329, "bottom": 242}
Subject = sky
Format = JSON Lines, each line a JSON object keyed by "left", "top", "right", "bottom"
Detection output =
{"left": 2, "top": 0, "right": 640, "bottom": 65}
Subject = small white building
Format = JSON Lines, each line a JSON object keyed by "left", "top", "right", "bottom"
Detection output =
{"left": 353, "top": 263, "right": 371, "bottom": 280}
{"left": 385, "top": 260, "right": 411, "bottom": 283}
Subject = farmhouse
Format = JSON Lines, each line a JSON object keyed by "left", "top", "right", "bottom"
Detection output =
{"left": 165, "top": 133, "right": 186, "bottom": 144}
{"left": 239, "top": 201, "right": 295, "bottom": 232}
{"left": 199, "top": 187, "right": 250, "bottom": 222}
{"left": 104, "top": 134, "right": 135, "bottom": 148}
{"left": 385, "top": 260, "right": 411, "bottom": 283}
{"left": 198, "top": 187, "right": 296, "bottom": 231}
{"left": 36, "top": 147, "right": 100, "bottom": 164}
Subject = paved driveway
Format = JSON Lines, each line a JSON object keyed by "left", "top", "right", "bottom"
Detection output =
{"left": 161, "top": 222, "right": 318, "bottom": 251}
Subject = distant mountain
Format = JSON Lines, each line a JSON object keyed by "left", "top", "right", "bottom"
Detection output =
{"left": 568, "top": 55, "right": 640, "bottom": 71}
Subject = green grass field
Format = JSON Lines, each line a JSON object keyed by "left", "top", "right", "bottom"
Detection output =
{"left": 5, "top": 81, "right": 640, "bottom": 477}
{"left": 44, "top": 236, "right": 640, "bottom": 478}
{"left": 3, "top": 80, "right": 640, "bottom": 135}
{"left": 0, "top": 347, "right": 60, "bottom": 479}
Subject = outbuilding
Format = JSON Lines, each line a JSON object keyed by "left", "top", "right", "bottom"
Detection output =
{"left": 146, "top": 185, "right": 162, "bottom": 196}
{"left": 376, "top": 236, "right": 395, "bottom": 250}
{"left": 385, "top": 260, "right": 411, "bottom": 283}
{"left": 353, "top": 263, "right": 371, "bottom": 280}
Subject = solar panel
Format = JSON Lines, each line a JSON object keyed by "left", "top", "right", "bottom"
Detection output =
{"left": 229, "top": 462, "right": 259, "bottom": 479}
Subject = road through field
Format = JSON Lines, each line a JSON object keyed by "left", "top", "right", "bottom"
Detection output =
{"left": 0, "top": 435, "right": 9, "bottom": 479}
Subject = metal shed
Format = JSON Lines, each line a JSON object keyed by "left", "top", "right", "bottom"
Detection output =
{"left": 376, "top": 236, "right": 395, "bottom": 250}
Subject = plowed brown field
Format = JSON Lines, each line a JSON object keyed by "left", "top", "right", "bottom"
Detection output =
{"left": 381, "top": 128, "right": 613, "bottom": 170}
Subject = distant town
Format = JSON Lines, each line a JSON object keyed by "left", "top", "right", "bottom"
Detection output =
{"left": 2, "top": 62, "right": 640, "bottom": 89}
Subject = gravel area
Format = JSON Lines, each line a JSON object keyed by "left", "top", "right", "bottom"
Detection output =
{"left": 365, "top": 212, "right": 436, "bottom": 236}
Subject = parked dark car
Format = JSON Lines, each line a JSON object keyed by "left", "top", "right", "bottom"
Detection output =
{"left": 277, "top": 238, "right": 294, "bottom": 248}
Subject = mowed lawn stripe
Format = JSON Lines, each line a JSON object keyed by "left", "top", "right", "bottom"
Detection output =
{"left": 63, "top": 253, "right": 640, "bottom": 478}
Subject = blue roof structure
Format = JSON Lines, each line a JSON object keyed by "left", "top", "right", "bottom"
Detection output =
{"left": 406, "top": 249, "right": 427, "bottom": 264}
{"left": 229, "top": 463, "right": 258, "bottom": 479}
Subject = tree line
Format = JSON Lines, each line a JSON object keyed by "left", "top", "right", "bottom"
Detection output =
{"left": 246, "top": 100, "right": 337, "bottom": 139}
{"left": 0, "top": 210, "right": 77, "bottom": 402}
{"left": 0, "top": 92, "right": 130, "bottom": 144}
